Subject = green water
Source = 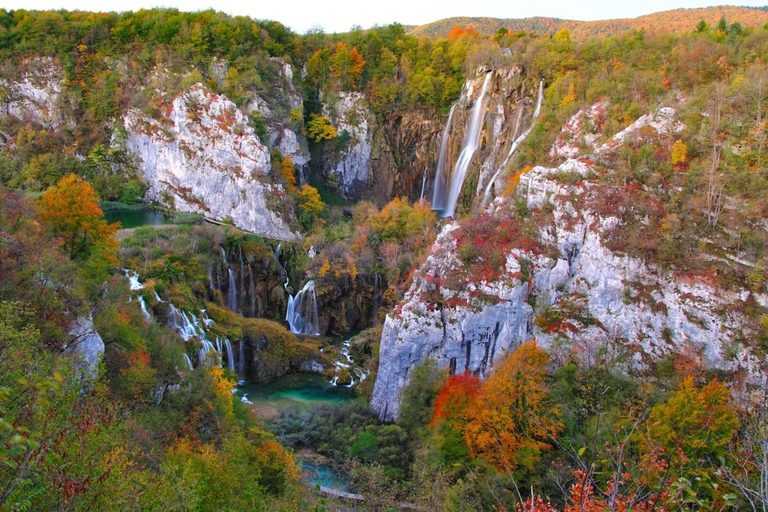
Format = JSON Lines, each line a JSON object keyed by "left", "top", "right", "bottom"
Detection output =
{"left": 103, "top": 209, "right": 172, "bottom": 228}
{"left": 235, "top": 373, "right": 357, "bottom": 410}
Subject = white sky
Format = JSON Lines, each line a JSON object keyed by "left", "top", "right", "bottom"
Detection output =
{"left": 3, "top": 0, "right": 767, "bottom": 34}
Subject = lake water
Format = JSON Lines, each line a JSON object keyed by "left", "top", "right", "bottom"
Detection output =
{"left": 103, "top": 209, "right": 172, "bottom": 229}
{"left": 235, "top": 373, "right": 357, "bottom": 418}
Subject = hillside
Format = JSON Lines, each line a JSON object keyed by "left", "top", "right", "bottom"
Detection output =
{"left": 408, "top": 5, "right": 768, "bottom": 38}
{"left": 2, "top": 6, "right": 768, "bottom": 511}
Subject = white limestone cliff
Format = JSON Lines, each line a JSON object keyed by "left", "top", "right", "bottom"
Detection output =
{"left": 125, "top": 84, "right": 298, "bottom": 241}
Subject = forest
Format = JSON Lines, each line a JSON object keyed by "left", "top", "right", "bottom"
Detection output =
{"left": 0, "top": 6, "right": 768, "bottom": 511}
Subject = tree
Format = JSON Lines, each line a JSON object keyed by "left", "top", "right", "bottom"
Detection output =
{"left": 306, "top": 113, "right": 337, "bottom": 142}
{"left": 280, "top": 155, "right": 296, "bottom": 192}
{"left": 671, "top": 139, "right": 688, "bottom": 166}
{"left": 637, "top": 376, "right": 738, "bottom": 507}
{"left": 37, "top": 174, "right": 119, "bottom": 264}
{"left": 463, "top": 341, "right": 563, "bottom": 472}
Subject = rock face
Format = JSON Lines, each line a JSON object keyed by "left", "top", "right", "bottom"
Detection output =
{"left": 66, "top": 316, "right": 105, "bottom": 381}
{"left": 322, "top": 92, "right": 374, "bottom": 199}
{"left": 125, "top": 83, "right": 298, "bottom": 241}
{"left": 0, "top": 57, "right": 64, "bottom": 129}
{"left": 371, "top": 106, "right": 765, "bottom": 421}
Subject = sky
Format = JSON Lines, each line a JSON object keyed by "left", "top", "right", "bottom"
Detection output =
{"left": 3, "top": 0, "right": 768, "bottom": 34}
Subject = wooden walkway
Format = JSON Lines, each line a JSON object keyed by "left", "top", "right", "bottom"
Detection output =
{"left": 314, "top": 486, "right": 422, "bottom": 510}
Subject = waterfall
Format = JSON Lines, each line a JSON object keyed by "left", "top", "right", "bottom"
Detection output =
{"left": 420, "top": 168, "right": 427, "bottom": 200}
{"left": 225, "top": 339, "right": 235, "bottom": 372}
{"left": 220, "top": 246, "right": 228, "bottom": 264}
{"left": 440, "top": 71, "right": 493, "bottom": 218}
{"left": 154, "top": 291, "right": 162, "bottom": 302}
{"left": 138, "top": 296, "right": 151, "bottom": 321}
{"left": 275, "top": 243, "right": 289, "bottom": 290}
{"left": 168, "top": 305, "right": 197, "bottom": 340}
{"left": 183, "top": 354, "right": 193, "bottom": 371}
{"left": 227, "top": 268, "right": 237, "bottom": 312}
{"left": 483, "top": 79, "right": 545, "bottom": 200}
{"left": 286, "top": 280, "right": 320, "bottom": 335}
{"left": 431, "top": 104, "right": 457, "bottom": 211}
{"left": 124, "top": 269, "right": 144, "bottom": 291}
{"left": 238, "top": 338, "right": 245, "bottom": 383}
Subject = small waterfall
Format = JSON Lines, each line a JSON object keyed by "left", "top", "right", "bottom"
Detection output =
{"left": 441, "top": 71, "right": 493, "bottom": 218}
{"left": 329, "top": 339, "right": 368, "bottom": 388}
{"left": 227, "top": 269, "right": 237, "bottom": 312}
{"left": 238, "top": 338, "right": 245, "bottom": 383}
{"left": 286, "top": 280, "right": 320, "bottom": 335}
{"left": 431, "top": 104, "right": 457, "bottom": 211}
{"left": 124, "top": 269, "right": 144, "bottom": 291}
{"left": 420, "top": 168, "right": 427, "bottom": 200}
{"left": 154, "top": 291, "right": 162, "bottom": 302}
{"left": 138, "top": 296, "right": 151, "bottom": 321}
{"left": 275, "top": 243, "right": 289, "bottom": 290}
{"left": 220, "top": 246, "right": 228, "bottom": 264}
{"left": 183, "top": 354, "right": 193, "bottom": 371}
{"left": 225, "top": 339, "right": 235, "bottom": 372}
{"left": 483, "top": 79, "right": 545, "bottom": 200}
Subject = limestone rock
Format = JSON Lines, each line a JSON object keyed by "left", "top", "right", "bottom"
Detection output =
{"left": 125, "top": 84, "right": 298, "bottom": 241}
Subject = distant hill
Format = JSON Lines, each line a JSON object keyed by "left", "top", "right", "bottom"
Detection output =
{"left": 407, "top": 6, "right": 768, "bottom": 39}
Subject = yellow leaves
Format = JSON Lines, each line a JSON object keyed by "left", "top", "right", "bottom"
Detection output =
{"left": 504, "top": 166, "right": 533, "bottom": 196}
{"left": 317, "top": 259, "right": 331, "bottom": 278}
{"left": 298, "top": 184, "right": 324, "bottom": 216}
{"left": 306, "top": 113, "right": 337, "bottom": 142}
{"left": 671, "top": 139, "right": 688, "bottom": 165}
{"left": 559, "top": 82, "right": 576, "bottom": 108}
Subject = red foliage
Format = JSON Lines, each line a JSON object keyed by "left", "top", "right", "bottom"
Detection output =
{"left": 429, "top": 370, "right": 482, "bottom": 428}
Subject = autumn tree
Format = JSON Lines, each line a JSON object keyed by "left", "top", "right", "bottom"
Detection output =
{"left": 306, "top": 113, "right": 338, "bottom": 142}
{"left": 37, "top": 174, "right": 119, "bottom": 264}
{"left": 637, "top": 376, "right": 738, "bottom": 508}
{"left": 463, "top": 341, "right": 563, "bottom": 472}
{"left": 280, "top": 154, "right": 296, "bottom": 192}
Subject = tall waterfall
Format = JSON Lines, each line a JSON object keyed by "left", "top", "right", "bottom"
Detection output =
{"left": 431, "top": 104, "right": 456, "bottom": 211}
{"left": 438, "top": 71, "right": 493, "bottom": 218}
{"left": 286, "top": 280, "right": 320, "bottom": 335}
{"left": 227, "top": 269, "right": 237, "bottom": 312}
{"left": 483, "top": 80, "right": 545, "bottom": 200}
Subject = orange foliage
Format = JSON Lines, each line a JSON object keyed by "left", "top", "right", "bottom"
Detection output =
{"left": 460, "top": 341, "right": 563, "bottom": 472}
{"left": 448, "top": 25, "right": 480, "bottom": 41}
{"left": 37, "top": 173, "right": 119, "bottom": 264}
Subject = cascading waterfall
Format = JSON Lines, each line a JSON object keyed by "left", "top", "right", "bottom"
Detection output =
{"left": 420, "top": 168, "right": 427, "bottom": 200}
{"left": 329, "top": 339, "right": 369, "bottom": 387}
{"left": 431, "top": 104, "right": 457, "bottom": 211}
{"left": 483, "top": 79, "right": 545, "bottom": 200}
{"left": 286, "top": 280, "right": 320, "bottom": 335}
{"left": 439, "top": 71, "right": 493, "bottom": 218}
{"left": 125, "top": 269, "right": 144, "bottom": 291}
{"left": 225, "top": 339, "right": 235, "bottom": 372}
{"left": 183, "top": 354, "right": 193, "bottom": 371}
